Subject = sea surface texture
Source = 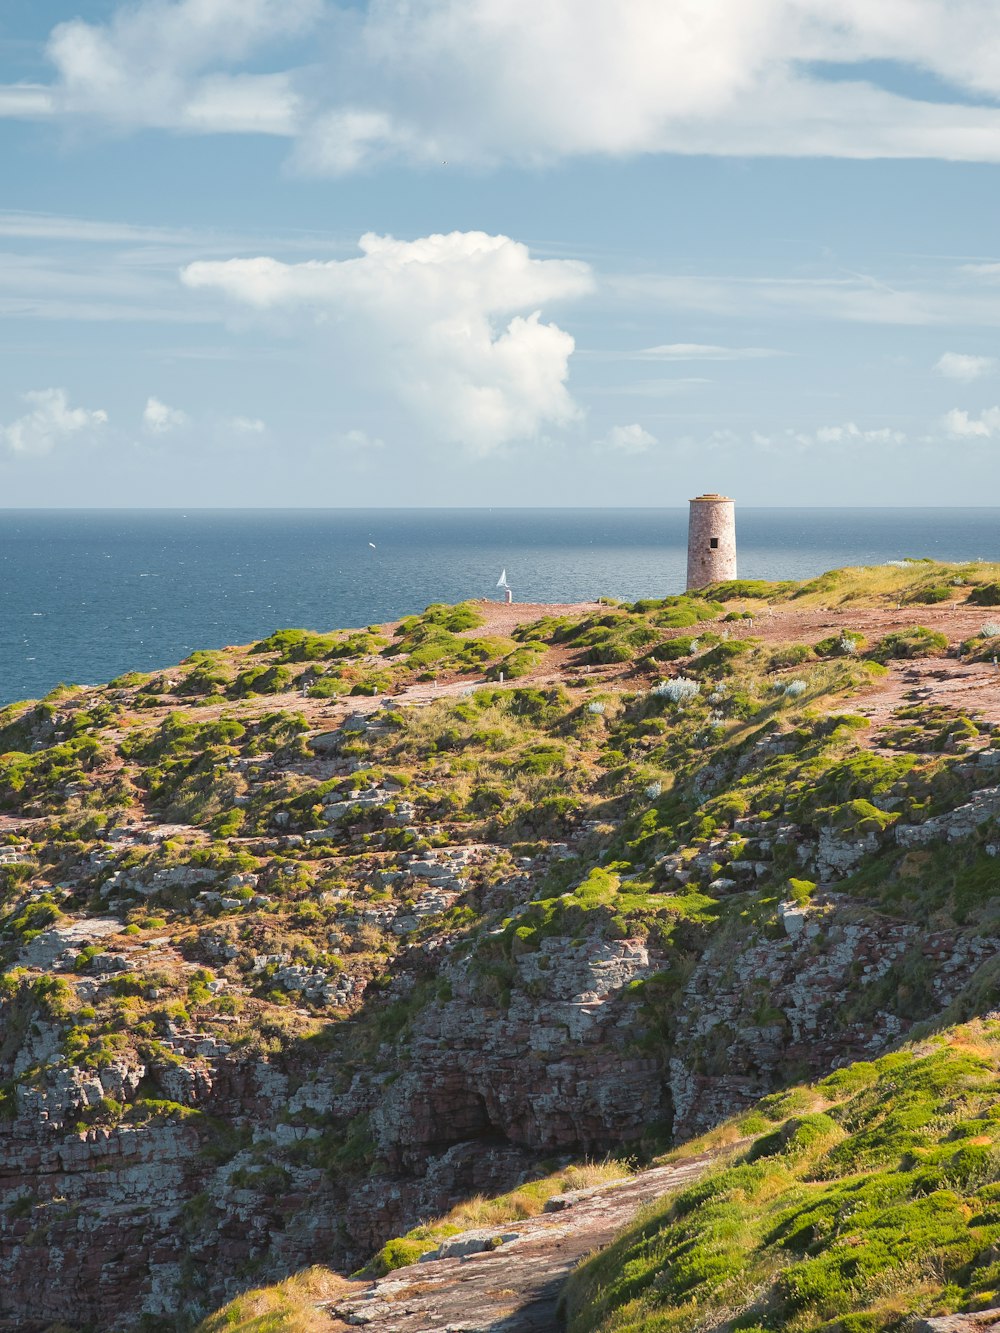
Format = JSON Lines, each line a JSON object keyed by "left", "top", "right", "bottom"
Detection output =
{"left": 0, "top": 508, "right": 997, "bottom": 705}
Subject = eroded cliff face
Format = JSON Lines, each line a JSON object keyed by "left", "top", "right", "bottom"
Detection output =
{"left": 4, "top": 891, "right": 997, "bottom": 1326}
{"left": 4, "top": 573, "right": 1000, "bottom": 1327}
{"left": 0, "top": 912, "right": 668, "bottom": 1324}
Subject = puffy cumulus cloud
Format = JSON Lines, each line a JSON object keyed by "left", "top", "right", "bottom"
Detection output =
{"left": 750, "top": 421, "right": 907, "bottom": 452}
{"left": 182, "top": 231, "right": 594, "bottom": 453}
{"left": 182, "top": 231, "right": 592, "bottom": 312}
{"left": 2, "top": 388, "right": 108, "bottom": 455}
{"left": 935, "top": 352, "right": 997, "bottom": 382}
{"left": 39, "top": 0, "right": 320, "bottom": 134}
{"left": 943, "top": 406, "right": 1000, "bottom": 438}
{"left": 810, "top": 422, "right": 906, "bottom": 445}
{"left": 13, "top": 1, "right": 1000, "bottom": 166}
{"left": 143, "top": 396, "right": 189, "bottom": 433}
{"left": 601, "top": 423, "right": 657, "bottom": 454}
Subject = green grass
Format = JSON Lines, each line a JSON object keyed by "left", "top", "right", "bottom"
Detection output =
{"left": 565, "top": 1024, "right": 1000, "bottom": 1333}
{"left": 4, "top": 570, "right": 1000, "bottom": 1331}
{"left": 869, "top": 626, "right": 949, "bottom": 662}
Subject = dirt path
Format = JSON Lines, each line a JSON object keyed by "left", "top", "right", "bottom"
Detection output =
{"left": 723, "top": 602, "right": 999, "bottom": 647}
{"left": 461, "top": 601, "right": 605, "bottom": 638}
{"left": 852, "top": 658, "right": 1000, "bottom": 734}
{"left": 322, "top": 1155, "right": 714, "bottom": 1333}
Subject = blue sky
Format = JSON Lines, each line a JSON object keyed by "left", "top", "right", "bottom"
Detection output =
{"left": 4, "top": 2, "right": 1000, "bottom": 505}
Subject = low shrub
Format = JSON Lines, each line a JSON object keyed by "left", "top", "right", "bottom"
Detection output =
{"left": 815, "top": 630, "right": 866, "bottom": 657}
{"left": 909, "top": 585, "right": 952, "bottom": 604}
{"left": 869, "top": 626, "right": 948, "bottom": 662}
{"left": 700, "top": 579, "right": 796, "bottom": 601}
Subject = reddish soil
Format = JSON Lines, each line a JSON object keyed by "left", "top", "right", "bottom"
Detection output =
{"left": 88, "top": 597, "right": 1000, "bottom": 780}
{"left": 726, "top": 602, "right": 997, "bottom": 648}
{"left": 463, "top": 599, "right": 605, "bottom": 637}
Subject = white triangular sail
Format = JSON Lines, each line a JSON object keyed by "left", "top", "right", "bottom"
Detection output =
{"left": 496, "top": 568, "right": 508, "bottom": 588}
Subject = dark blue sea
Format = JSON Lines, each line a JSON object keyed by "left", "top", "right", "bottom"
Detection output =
{"left": 1, "top": 508, "right": 998, "bottom": 706}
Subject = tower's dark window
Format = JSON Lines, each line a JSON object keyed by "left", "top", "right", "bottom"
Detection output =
{"left": 709, "top": 537, "right": 719, "bottom": 549}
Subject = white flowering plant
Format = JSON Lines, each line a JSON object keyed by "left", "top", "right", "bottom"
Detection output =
{"left": 652, "top": 677, "right": 701, "bottom": 705}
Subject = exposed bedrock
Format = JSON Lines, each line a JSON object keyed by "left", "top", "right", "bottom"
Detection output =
{"left": 0, "top": 906, "right": 996, "bottom": 1327}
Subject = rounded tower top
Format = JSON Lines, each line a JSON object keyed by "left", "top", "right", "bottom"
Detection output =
{"left": 689, "top": 493, "right": 733, "bottom": 503}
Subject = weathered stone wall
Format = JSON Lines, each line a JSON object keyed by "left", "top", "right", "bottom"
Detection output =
{"left": 686, "top": 494, "right": 737, "bottom": 590}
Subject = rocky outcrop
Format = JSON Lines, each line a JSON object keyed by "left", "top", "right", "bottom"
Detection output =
{"left": 326, "top": 1156, "right": 714, "bottom": 1333}
{"left": 915, "top": 1314, "right": 1000, "bottom": 1333}
{"left": 0, "top": 929, "right": 666, "bottom": 1326}
{"left": 669, "top": 900, "right": 998, "bottom": 1138}
{"left": 365, "top": 937, "right": 664, "bottom": 1168}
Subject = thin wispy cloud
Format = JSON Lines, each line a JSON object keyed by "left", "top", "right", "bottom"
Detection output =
{"left": 230, "top": 416, "right": 266, "bottom": 435}
{"left": 0, "top": 213, "right": 193, "bottom": 245}
{"left": 613, "top": 271, "right": 1000, "bottom": 327}
{"left": 594, "top": 378, "right": 712, "bottom": 398}
{"left": 0, "top": 85, "right": 54, "bottom": 118}
{"left": 639, "top": 343, "right": 783, "bottom": 361}
{"left": 333, "top": 428, "right": 384, "bottom": 452}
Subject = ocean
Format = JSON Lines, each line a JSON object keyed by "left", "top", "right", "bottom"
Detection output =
{"left": 1, "top": 508, "right": 998, "bottom": 707}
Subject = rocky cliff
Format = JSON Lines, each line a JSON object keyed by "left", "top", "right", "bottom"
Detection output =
{"left": 3, "top": 564, "right": 1000, "bottom": 1328}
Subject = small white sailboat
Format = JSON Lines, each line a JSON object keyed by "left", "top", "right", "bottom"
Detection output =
{"left": 496, "top": 568, "right": 509, "bottom": 589}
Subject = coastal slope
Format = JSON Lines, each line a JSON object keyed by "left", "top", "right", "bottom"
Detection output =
{"left": 2, "top": 561, "right": 1000, "bottom": 1327}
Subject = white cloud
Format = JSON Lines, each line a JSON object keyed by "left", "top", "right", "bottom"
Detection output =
{"left": 602, "top": 377, "right": 710, "bottom": 398}
{"left": 749, "top": 420, "right": 907, "bottom": 451}
{"left": 615, "top": 272, "right": 941, "bottom": 326}
{"left": 334, "top": 428, "right": 384, "bottom": 451}
{"left": 279, "top": 1, "right": 1000, "bottom": 171}
{"left": 182, "top": 230, "right": 594, "bottom": 452}
{"left": 602, "top": 423, "right": 657, "bottom": 454}
{"left": 293, "top": 110, "right": 415, "bottom": 175}
{"left": 2, "top": 388, "right": 107, "bottom": 455}
{"left": 38, "top": 0, "right": 321, "bottom": 134}
{"left": 0, "top": 85, "right": 55, "bottom": 118}
{"left": 143, "top": 396, "right": 189, "bottom": 433}
{"left": 943, "top": 406, "right": 1000, "bottom": 437}
{"left": 639, "top": 343, "right": 781, "bottom": 361}
{"left": 935, "top": 351, "right": 997, "bottom": 382}
{"left": 0, "top": 212, "right": 193, "bottom": 244}
{"left": 12, "top": 1, "right": 1000, "bottom": 167}
{"left": 229, "top": 415, "right": 267, "bottom": 434}
{"left": 810, "top": 422, "right": 905, "bottom": 445}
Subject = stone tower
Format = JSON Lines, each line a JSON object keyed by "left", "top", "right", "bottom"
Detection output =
{"left": 686, "top": 493, "right": 737, "bottom": 591}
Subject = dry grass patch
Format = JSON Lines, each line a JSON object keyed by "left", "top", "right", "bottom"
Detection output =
{"left": 195, "top": 1266, "right": 349, "bottom": 1333}
{"left": 366, "top": 1160, "right": 633, "bottom": 1276}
